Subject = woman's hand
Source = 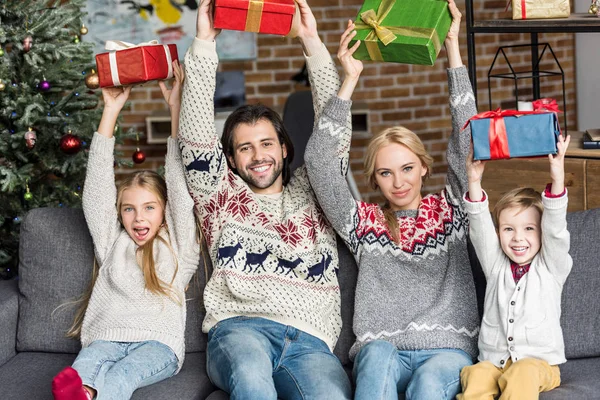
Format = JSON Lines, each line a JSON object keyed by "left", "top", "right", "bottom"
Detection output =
{"left": 336, "top": 20, "right": 363, "bottom": 101}
{"left": 444, "top": 0, "right": 463, "bottom": 68}
{"left": 196, "top": 0, "right": 220, "bottom": 41}
{"left": 158, "top": 60, "right": 185, "bottom": 111}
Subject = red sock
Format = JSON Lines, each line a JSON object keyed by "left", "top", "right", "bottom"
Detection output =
{"left": 52, "top": 367, "right": 91, "bottom": 400}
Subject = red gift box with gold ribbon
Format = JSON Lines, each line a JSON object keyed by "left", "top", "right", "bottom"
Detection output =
{"left": 214, "top": 0, "right": 296, "bottom": 36}
{"left": 465, "top": 106, "right": 561, "bottom": 161}
{"left": 96, "top": 41, "right": 178, "bottom": 88}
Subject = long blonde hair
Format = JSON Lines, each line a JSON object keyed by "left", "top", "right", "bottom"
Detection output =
{"left": 67, "top": 171, "right": 185, "bottom": 338}
{"left": 364, "top": 126, "right": 434, "bottom": 243}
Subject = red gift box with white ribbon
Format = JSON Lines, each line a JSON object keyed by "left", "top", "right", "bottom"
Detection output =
{"left": 95, "top": 40, "right": 178, "bottom": 88}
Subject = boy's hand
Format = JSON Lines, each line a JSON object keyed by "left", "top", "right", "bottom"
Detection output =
{"left": 196, "top": 0, "right": 220, "bottom": 41}
{"left": 158, "top": 61, "right": 185, "bottom": 110}
{"left": 548, "top": 134, "right": 570, "bottom": 195}
{"left": 466, "top": 142, "right": 485, "bottom": 183}
{"left": 292, "top": 0, "right": 322, "bottom": 56}
{"left": 444, "top": 0, "right": 463, "bottom": 68}
{"left": 336, "top": 20, "right": 363, "bottom": 101}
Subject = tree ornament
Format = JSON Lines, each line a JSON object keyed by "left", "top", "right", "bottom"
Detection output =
{"left": 24, "top": 184, "right": 33, "bottom": 201}
{"left": 38, "top": 77, "right": 51, "bottom": 92}
{"left": 24, "top": 127, "right": 37, "bottom": 149}
{"left": 84, "top": 69, "right": 100, "bottom": 89}
{"left": 80, "top": 24, "right": 88, "bottom": 35}
{"left": 60, "top": 130, "right": 82, "bottom": 154}
{"left": 23, "top": 35, "right": 33, "bottom": 52}
{"left": 0, "top": 80, "right": 5, "bottom": 91}
{"left": 73, "top": 36, "right": 80, "bottom": 44}
{"left": 0, "top": 47, "right": 4, "bottom": 56}
{"left": 132, "top": 148, "right": 146, "bottom": 164}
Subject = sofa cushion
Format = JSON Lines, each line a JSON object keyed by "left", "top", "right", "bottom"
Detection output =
{"left": 0, "top": 351, "right": 215, "bottom": 400}
{"left": 17, "top": 208, "right": 207, "bottom": 353}
{"left": 562, "top": 209, "right": 600, "bottom": 359}
{"left": 539, "top": 357, "right": 600, "bottom": 399}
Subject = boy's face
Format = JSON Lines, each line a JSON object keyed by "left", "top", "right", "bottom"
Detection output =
{"left": 498, "top": 206, "right": 542, "bottom": 266}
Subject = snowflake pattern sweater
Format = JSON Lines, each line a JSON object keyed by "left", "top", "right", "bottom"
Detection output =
{"left": 81, "top": 133, "right": 200, "bottom": 371}
{"left": 178, "top": 39, "right": 343, "bottom": 349}
{"left": 305, "top": 67, "right": 481, "bottom": 360}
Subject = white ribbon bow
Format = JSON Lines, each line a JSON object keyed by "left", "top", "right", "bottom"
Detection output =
{"left": 104, "top": 40, "right": 173, "bottom": 87}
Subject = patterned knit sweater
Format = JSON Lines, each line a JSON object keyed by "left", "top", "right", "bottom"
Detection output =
{"left": 178, "top": 39, "right": 343, "bottom": 349}
{"left": 81, "top": 133, "right": 200, "bottom": 371}
{"left": 305, "top": 67, "right": 480, "bottom": 360}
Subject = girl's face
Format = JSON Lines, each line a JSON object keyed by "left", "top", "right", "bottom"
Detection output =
{"left": 374, "top": 143, "right": 427, "bottom": 211}
{"left": 119, "top": 185, "right": 165, "bottom": 246}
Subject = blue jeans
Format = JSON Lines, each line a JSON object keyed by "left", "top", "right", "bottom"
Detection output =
{"left": 207, "top": 316, "right": 352, "bottom": 400}
{"left": 72, "top": 340, "right": 178, "bottom": 400}
{"left": 353, "top": 340, "right": 473, "bottom": 400}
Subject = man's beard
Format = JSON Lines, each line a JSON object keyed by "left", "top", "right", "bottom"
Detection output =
{"left": 238, "top": 158, "right": 284, "bottom": 190}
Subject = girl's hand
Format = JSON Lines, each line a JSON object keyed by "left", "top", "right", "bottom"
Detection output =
{"left": 338, "top": 20, "right": 363, "bottom": 82}
{"left": 158, "top": 61, "right": 185, "bottom": 110}
{"left": 101, "top": 86, "right": 132, "bottom": 113}
{"left": 548, "top": 133, "right": 570, "bottom": 194}
{"left": 466, "top": 142, "right": 485, "bottom": 184}
{"left": 445, "top": 0, "right": 462, "bottom": 46}
{"left": 196, "top": 0, "right": 220, "bottom": 41}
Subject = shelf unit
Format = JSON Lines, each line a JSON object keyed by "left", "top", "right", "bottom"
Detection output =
{"left": 465, "top": 7, "right": 600, "bottom": 105}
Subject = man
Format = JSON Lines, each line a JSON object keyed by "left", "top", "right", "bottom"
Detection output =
{"left": 178, "top": 0, "right": 352, "bottom": 398}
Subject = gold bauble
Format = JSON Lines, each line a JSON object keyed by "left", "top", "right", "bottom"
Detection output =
{"left": 85, "top": 72, "right": 100, "bottom": 90}
{"left": 0, "top": 81, "right": 5, "bottom": 91}
{"left": 592, "top": 5, "right": 599, "bottom": 13}
{"left": 80, "top": 25, "right": 88, "bottom": 35}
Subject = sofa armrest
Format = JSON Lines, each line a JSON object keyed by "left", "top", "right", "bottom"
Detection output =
{"left": 0, "top": 279, "right": 18, "bottom": 366}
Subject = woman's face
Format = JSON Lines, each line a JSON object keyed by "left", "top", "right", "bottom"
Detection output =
{"left": 374, "top": 143, "right": 427, "bottom": 211}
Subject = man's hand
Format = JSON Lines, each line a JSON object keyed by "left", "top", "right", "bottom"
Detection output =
{"left": 196, "top": 0, "right": 221, "bottom": 41}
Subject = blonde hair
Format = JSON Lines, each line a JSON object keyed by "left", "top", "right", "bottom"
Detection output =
{"left": 364, "top": 126, "right": 434, "bottom": 243}
{"left": 492, "top": 187, "right": 544, "bottom": 229}
{"left": 67, "top": 170, "right": 200, "bottom": 339}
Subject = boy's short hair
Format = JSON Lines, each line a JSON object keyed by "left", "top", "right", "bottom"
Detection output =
{"left": 492, "top": 187, "right": 544, "bottom": 228}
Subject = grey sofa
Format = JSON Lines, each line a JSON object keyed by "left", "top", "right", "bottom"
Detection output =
{"left": 1, "top": 206, "right": 599, "bottom": 399}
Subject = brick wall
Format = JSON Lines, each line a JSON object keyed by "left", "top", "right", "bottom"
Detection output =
{"left": 116, "top": 0, "right": 577, "bottom": 204}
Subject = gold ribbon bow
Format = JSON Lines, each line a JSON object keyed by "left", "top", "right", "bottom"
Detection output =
{"left": 354, "top": 0, "right": 442, "bottom": 62}
{"left": 246, "top": 0, "right": 264, "bottom": 32}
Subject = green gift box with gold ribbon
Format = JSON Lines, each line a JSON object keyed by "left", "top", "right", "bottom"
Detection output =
{"left": 349, "top": 0, "right": 451, "bottom": 65}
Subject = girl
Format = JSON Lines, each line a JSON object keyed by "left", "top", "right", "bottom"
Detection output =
{"left": 304, "top": 1, "right": 480, "bottom": 399}
{"left": 52, "top": 62, "right": 200, "bottom": 400}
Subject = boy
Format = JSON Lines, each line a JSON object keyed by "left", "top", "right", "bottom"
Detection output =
{"left": 458, "top": 134, "right": 572, "bottom": 400}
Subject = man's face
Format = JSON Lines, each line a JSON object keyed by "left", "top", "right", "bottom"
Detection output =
{"left": 227, "top": 119, "right": 287, "bottom": 194}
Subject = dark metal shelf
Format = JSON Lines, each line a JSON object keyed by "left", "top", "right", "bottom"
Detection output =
{"left": 472, "top": 13, "right": 600, "bottom": 33}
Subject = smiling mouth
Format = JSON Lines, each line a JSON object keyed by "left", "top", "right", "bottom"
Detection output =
{"left": 392, "top": 189, "right": 410, "bottom": 197}
{"left": 511, "top": 246, "right": 528, "bottom": 255}
{"left": 250, "top": 164, "right": 271, "bottom": 174}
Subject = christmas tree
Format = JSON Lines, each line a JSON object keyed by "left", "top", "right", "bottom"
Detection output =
{"left": 0, "top": 0, "right": 130, "bottom": 279}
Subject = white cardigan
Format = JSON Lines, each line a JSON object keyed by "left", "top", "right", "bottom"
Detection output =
{"left": 464, "top": 190, "right": 572, "bottom": 367}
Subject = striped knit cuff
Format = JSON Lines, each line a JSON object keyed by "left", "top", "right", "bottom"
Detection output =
{"left": 463, "top": 190, "right": 489, "bottom": 214}
{"left": 90, "top": 132, "right": 115, "bottom": 156}
{"left": 542, "top": 188, "right": 568, "bottom": 210}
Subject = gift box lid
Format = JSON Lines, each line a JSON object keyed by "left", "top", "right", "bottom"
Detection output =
{"left": 216, "top": 0, "right": 295, "bottom": 15}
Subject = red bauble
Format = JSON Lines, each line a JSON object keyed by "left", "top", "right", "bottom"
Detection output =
{"left": 60, "top": 133, "right": 82, "bottom": 154}
{"left": 132, "top": 148, "right": 146, "bottom": 164}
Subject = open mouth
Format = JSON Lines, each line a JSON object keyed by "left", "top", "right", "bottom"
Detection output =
{"left": 134, "top": 227, "right": 150, "bottom": 241}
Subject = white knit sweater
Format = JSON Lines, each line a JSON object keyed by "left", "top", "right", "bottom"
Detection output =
{"left": 178, "top": 39, "right": 343, "bottom": 349}
{"left": 81, "top": 133, "right": 200, "bottom": 371}
{"left": 464, "top": 190, "right": 572, "bottom": 367}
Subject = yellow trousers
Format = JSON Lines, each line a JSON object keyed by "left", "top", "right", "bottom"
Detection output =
{"left": 456, "top": 358, "right": 561, "bottom": 400}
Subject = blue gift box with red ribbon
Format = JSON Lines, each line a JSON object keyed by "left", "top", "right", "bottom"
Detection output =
{"left": 466, "top": 109, "right": 561, "bottom": 161}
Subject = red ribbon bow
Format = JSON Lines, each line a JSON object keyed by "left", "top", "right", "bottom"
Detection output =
{"left": 532, "top": 98, "right": 561, "bottom": 113}
{"left": 464, "top": 108, "right": 553, "bottom": 160}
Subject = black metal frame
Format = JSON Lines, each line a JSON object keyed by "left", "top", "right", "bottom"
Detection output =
{"left": 487, "top": 43, "right": 567, "bottom": 132}
{"left": 465, "top": 4, "right": 600, "bottom": 110}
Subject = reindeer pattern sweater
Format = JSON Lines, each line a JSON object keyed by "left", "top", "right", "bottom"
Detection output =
{"left": 81, "top": 133, "right": 200, "bottom": 371}
{"left": 178, "top": 39, "right": 343, "bottom": 349}
{"left": 305, "top": 67, "right": 481, "bottom": 359}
